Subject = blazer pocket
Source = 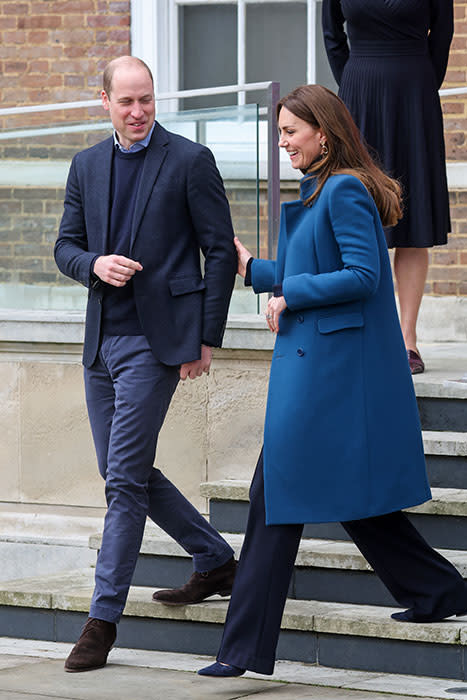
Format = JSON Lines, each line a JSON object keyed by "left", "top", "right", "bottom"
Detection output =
{"left": 168, "top": 276, "right": 206, "bottom": 297}
{"left": 318, "top": 312, "right": 364, "bottom": 334}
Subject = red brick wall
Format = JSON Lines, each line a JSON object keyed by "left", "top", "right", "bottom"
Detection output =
{"left": 442, "top": 0, "right": 467, "bottom": 160}
{"left": 0, "top": 0, "right": 130, "bottom": 112}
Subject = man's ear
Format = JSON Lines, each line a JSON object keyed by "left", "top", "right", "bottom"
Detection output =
{"left": 101, "top": 90, "right": 110, "bottom": 111}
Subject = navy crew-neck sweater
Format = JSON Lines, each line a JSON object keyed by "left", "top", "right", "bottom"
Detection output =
{"left": 102, "top": 147, "right": 146, "bottom": 336}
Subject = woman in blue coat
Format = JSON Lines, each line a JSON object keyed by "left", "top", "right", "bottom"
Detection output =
{"left": 198, "top": 85, "right": 467, "bottom": 678}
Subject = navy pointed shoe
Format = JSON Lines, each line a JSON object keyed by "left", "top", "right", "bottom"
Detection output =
{"left": 392, "top": 607, "right": 467, "bottom": 623}
{"left": 198, "top": 661, "right": 245, "bottom": 677}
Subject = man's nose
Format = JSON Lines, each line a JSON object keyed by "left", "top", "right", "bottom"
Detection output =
{"left": 131, "top": 102, "right": 144, "bottom": 117}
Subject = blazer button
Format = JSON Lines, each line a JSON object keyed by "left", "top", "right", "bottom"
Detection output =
{"left": 297, "top": 348, "right": 305, "bottom": 357}
{"left": 297, "top": 314, "right": 304, "bottom": 324}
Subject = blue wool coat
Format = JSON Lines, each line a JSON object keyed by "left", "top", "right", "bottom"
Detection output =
{"left": 251, "top": 174, "right": 431, "bottom": 525}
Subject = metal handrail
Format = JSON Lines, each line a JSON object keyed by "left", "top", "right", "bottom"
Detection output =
{"left": 439, "top": 87, "right": 467, "bottom": 97}
{"left": 0, "top": 82, "right": 274, "bottom": 117}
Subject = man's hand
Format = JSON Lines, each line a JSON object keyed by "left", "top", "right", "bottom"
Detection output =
{"left": 266, "top": 295, "right": 287, "bottom": 333}
{"left": 234, "top": 236, "right": 253, "bottom": 278}
{"left": 94, "top": 254, "right": 143, "bottom": 287}
{"left": 180, "top": 345, "right": 213, "bottom": 380}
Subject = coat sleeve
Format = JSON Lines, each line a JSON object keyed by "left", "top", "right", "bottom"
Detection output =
{"left": 282, "top": 177, "right": 380, "bottom": 310}
{"left": 187, "top": 147, "right": 237, "bottom": 347}
{"left": 428, "top": 0, "right": 454, "bottom": 89}
{"left": 322, "top": 0, "right": 349, "bottom": 85}
{"left": 54, "top": 155, "right": 99, "bottom": 289}
{"left": 251, "top": 259, "right": 276, "bottom": 293}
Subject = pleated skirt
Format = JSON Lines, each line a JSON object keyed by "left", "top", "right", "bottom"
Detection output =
{"left": 339, "top": 47, "right": 450, "bottom": 247}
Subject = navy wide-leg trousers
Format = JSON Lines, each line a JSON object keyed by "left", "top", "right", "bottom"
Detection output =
{"left": 84, "top": 335, "right": 234, "bottom": 624}
{"left": 217, "top": 450, "right": 467, "bottom": 675}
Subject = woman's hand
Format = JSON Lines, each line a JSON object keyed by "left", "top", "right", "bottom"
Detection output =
{"left": 234, "top": 236, "right": 253, "bottom": 278}
{"left": 266, "top": 295, "right": 287, "bottom": 333}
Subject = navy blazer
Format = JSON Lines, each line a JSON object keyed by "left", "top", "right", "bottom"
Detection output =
{"left": 55, "top": 122, "right": 236, "bottom": 368}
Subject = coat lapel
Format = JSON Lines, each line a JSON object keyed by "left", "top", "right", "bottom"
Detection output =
{"left": 130, "top": 122, "right": 169, "bottom": 251}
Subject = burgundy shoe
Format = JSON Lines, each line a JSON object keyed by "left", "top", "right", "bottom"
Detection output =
{"left": 152, "top": 556, "right": 236, "bottom": 606}
{"left": 407, "top": 349, "right": 425, "bottom": 375}
{"left": 64, "top": 617, "right": 116, "bottom": 673}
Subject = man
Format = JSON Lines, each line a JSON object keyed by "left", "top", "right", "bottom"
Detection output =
{"left": 55, "top": 56, "right": 237, "bottom": 673}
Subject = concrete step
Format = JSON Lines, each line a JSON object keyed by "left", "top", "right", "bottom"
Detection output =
{"left": 201, "top": 481, "right": 467, "bottom": 550}
{"left": 0, "top": 507, "right": 103, "bottom": 582}
{"left": 424, "top": 431, "right": 467, "bottom": 488}
{"left": 1, "top": 569, "right": 467, "bottom": 680}
{"left": 88, "top": 528, "right": 467, "bottom": 607}
{"left": 416, "top": 394, "right": 467, "bottom": 433}
{"left": 414, "top": 362, "right": 467, "bottom": 432}
{"left": 399, "top": 344, "right": 467, "bottom": 432}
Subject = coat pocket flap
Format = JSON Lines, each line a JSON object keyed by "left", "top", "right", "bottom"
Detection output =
{"left": 318, "top": 312, "right": 364, "bottom": 334}
{"left": 168, "top": 276, "right": 206, "bottom": 296}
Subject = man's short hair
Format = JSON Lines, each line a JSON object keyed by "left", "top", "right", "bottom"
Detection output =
{"left": 103, "top": 56, "right": 154, "bottom": 97}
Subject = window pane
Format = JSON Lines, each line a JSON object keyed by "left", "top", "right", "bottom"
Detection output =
{"left": 246, "top": 3, "right": 307, "bottom": 104}
{"left": 180, "top": 5, "right": 237, "bottom": 109}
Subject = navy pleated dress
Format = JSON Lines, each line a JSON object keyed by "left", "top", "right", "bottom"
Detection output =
{"left": 322, "top": 0, "right": 453, "bottom": 248}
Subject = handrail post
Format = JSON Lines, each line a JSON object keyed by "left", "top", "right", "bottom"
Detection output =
{"left": 267, "top": 81, "right": 281, "bottom": 260}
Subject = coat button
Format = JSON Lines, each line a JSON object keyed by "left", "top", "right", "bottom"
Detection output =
{"left": 297, "top": 348, "right": 305, "bottom": 357}
{"left": 297, "top": 314, "right": 304, "bottom": 324}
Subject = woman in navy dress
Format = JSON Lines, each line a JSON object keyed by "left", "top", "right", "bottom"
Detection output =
{"left": 322, "top": 0, "right": 453, "bottom": 373}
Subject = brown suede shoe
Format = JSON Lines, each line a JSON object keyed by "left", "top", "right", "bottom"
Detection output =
{"left": 152, "top": 556, "right": 236, "bottom": 606}
{"left": 64, "top": 617, "right": 116, "bottom": 673}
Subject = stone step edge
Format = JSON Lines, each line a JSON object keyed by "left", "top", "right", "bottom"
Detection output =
{"left": 1, "top": 569, "right": 466, "bottom": 647}
{"left": 200, "top": 483, "right": 467, "bottom": 518}
{"left": 87, "top": 531, "right": 467, "bottom": 577}
{"left": 423, "top": 430, "right": 467, "bottom": 456}
{"left": 0, "top": 511, "right": 104, "bottom": 548}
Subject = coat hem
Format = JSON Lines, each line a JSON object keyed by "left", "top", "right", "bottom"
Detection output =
{"left": 264, "top": 488, "right": 432, "bottom": 526}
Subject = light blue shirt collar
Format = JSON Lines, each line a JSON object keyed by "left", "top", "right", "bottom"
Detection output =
{"left": 113, "top": 122, "right": 156, "bottom": 153}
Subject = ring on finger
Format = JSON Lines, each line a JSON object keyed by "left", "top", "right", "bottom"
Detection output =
{"left": 266, "top": 313, "right": 271, "bottom": 319}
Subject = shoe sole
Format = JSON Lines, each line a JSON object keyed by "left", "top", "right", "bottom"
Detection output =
{"left": 64, "top": 662, "right": 107, "bottom": 673}
{"left": 153, "top": 588, "right": 233, "bottom": 606}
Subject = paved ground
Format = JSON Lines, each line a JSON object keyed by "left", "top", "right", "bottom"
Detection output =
{"left": 1, "top": 639, "right": 467, "bottom": 700}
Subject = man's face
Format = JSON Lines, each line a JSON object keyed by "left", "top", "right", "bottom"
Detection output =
{"left": 102, "top": 65, "right": 155, "bottom": 150}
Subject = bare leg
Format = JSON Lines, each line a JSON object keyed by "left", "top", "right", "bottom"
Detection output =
{"left": 393, "top": 247, "right": 429, "bottom": 352}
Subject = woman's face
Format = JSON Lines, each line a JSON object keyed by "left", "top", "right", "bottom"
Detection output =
{"left": 278, "top": 106, "right": 324, "bottom": 171}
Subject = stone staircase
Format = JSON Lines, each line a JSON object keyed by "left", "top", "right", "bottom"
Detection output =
{"left": 1, "top": 351, "right": 467, "bottom": 681}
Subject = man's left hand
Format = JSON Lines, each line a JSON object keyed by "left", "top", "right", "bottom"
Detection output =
{"left": 180, "top": 344, "right": 213, "bottom": 380}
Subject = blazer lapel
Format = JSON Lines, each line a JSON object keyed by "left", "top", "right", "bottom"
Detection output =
{"left": 130, "top": 122, "right": 169, "bottom": 251}
{"left": 91, "top": 136, "right": 113, "bottom": 253}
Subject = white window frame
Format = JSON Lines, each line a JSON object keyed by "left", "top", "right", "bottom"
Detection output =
{"left": 131, "top": 0, "right": 321, "bottom": 110}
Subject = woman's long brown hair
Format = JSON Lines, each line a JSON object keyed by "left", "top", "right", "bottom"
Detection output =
{"left": 277, "top": 85, "right": 402, "bottom": 227}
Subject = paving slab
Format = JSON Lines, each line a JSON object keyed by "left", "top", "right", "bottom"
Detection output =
{"left": 0, "top": 655, "right": 450, "bottom": 700}
{"left": 1, "top": 642, "right": 467, "bottom": 700}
